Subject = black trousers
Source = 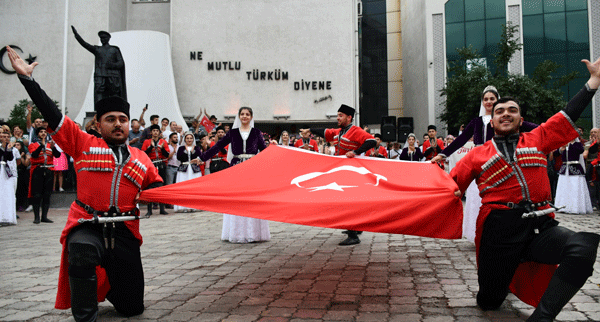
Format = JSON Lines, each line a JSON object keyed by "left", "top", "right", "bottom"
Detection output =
{"left": 30, "top": 167, "right": 53, "bottom": 203}
{"left": 67, "top": 223, "right": 144, "bottom": 316}
{"left": 477, "top": 209, "right": 598, "bottom": 309}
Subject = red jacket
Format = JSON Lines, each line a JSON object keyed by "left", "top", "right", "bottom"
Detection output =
{"left": 28, "top": 141, "right": 57, "bottom": 197}
{"left": 294, "top": 138, "right": 319, "bottom": 152}
{"left": 325, "top": 126, "right": 374, "bottom": 156}
{"left": 142, "top": 138, "right": 170, "bottom": 165}
{"left": 450, "top": 111, "right": 579, "bottom": 307}
{"left": 51, "top": 117, "right": 162, "bottom": 309}
{"left": 365, "top": 145, "right": 388, "bottom": 158}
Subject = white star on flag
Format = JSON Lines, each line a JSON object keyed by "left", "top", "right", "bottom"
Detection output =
{"left": 306, "top": 182, "right": 357, "bottom": 192}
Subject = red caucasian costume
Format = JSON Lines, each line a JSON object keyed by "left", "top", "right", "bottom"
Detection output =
{"left": 324, "top": 125, "right": 374, "bottom": 156}
{"left": 16, "top": 74, "right": 163, "bottom": 318}
{"left": 54, "top": 117, "right": 162, "bottom": 309}
{"left": 451, "top": 105, "right": 600, "bottom": 311}
{"left": 28, "top": 141, "right": 57, "bottom": 198}
{"left": 365, "top": 145, "right": 388, "bottom": 158}
{"left": 294, "top": 137, "right": 319, "bottom": 152}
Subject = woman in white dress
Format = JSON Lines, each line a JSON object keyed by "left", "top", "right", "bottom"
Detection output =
{"left": 0, "top": 131, "right": 20, "bottom": 226}
{"left": 554, "top": 139, "right": 593, "bottom": 214}
{"left": 174, "top": 132, "right": 204, "bottom": 213}
{"left": 201, "top": 107, "right": 270, "bottom": 243}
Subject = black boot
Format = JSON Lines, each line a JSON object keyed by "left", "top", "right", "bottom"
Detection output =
{"left": 41, "top": 203, "right": 53, "bottom": 223}
{"left": 145, "top": 204, "right": 152, "bottom": 218}
{"left": 526, "top": 276, "right": 580, "bottom": 322}
{"left": 339, "top": 230, "right": 361, "bottom": 245}
{"left": 32, "top": 203, "right": 40, "bottom": 224}
{"left": 69, "top": 276, "right": 98, "bottom": 322}
{"left": 159, "top": 203, "right": 168, "bottom": 215}
{"left": 527, "top": 232, "right": 600, "bottom": 322}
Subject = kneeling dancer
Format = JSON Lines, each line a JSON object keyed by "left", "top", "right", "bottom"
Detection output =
{"left": 7, "top": 46, "right": 163, "bottom": 321}
{"left": 450, "top": 56, "right": 600, "bottom": 321}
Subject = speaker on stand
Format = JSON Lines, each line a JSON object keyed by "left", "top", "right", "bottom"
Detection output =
{"left": 397, "top": 117, "right": 414, "bottom": 145}
{"left": 380, "top": 116, "right": 397, "bottom": 142}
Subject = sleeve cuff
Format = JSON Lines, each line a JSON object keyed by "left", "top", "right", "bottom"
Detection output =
{"left": 17, "top": 74, "right": 34, "bottom": 81}
{"left": 585, "top": 82, "right": 597, "bottom": 92}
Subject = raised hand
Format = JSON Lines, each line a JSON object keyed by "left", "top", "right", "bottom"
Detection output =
{"left": 6, "top": 46, "right": 38, "bottom": 77}
{"left": 582, "top": 56, "right": 600, "bottom": 89}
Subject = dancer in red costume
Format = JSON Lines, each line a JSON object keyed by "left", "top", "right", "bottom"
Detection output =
{"left": 300, "top": 104, "right": 376, "bottom": 245}
{"left": 450, "top": 56, "right": 600, "bottom": 321}
{"left": 7, "top": 46, "right": 163, "bottom": 322}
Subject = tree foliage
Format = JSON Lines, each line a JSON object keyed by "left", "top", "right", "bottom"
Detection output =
{"left": 440, "top": 23, "right": 578, "bottom": 134}
{"left": 7, "top": 99, "right": 61, "bottom": 131}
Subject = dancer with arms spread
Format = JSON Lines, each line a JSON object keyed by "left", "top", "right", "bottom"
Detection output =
{"left": 450, "top": 56, "right": 600, "bottom": 321}
{"left": 7, "top": 46, "right": 163, "bottom": 321}
{"left": 432, "top": 86, "right": 538, "bottom": 242}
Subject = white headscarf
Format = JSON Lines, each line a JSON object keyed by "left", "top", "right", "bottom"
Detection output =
{"left": 279, "top": 131, "right": 290, "bottom": 145}
{"left": 479, "top": 85, "right": 500, "bottom": 117}
{"left": 227, "top": 107, "right": 255, "bottom": 163}
{"left": 403, "top": 133, "right": 419, "bottom": 149}
{"left": 183, "top": 131, "right": 195, "bottom": 147}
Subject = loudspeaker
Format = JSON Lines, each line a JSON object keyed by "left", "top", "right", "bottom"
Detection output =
{"left": 380, "top": 116, "right": 396, "bottom": 142}
{"left": 397, "top": 117, "right": 413, "bottom": 143}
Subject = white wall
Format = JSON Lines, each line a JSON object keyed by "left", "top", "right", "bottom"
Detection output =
{"left": 171, "top": 0, "right": 355, "bottom": 121}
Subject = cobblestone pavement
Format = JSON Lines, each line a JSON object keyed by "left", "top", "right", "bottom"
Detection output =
{"left": 1, "top": 208, "right": 599, "bottom": 322}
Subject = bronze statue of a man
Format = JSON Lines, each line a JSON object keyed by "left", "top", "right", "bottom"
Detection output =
{"left": 72, "top": 26, "right": 127, "bottom": 106}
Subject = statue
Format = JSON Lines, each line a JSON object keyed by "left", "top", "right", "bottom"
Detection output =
{"left": 72, "top": 26, "right": 127, "bottom": 106}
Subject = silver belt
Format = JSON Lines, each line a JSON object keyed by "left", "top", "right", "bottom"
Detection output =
{"left": 233, "top": 154, "right": 255, "bottom": 160}
{"left": 564, "top": 161, "right": 580, "bottom": 165}
{"left": 37, "top": 164, "right": 54, "bottom": 168}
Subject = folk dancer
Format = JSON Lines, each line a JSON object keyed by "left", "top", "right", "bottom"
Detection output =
{"left": 141, "top": 124, "right": 170, "bottom": 217}
{"left": 449, "top": 56, "right": 600, "bottom": 321}
{"left": 300, "top": 104, "right": 376, "bottom": 245}
{"left": 7, "top": 45, "right": 163, "bottom": 321}
{"left": 28, "top": 127, "right": 60, "bottom": 224}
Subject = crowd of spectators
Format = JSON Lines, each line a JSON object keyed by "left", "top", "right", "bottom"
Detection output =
{"left": 3, "top": 103, "right": 599, "bottom": 224}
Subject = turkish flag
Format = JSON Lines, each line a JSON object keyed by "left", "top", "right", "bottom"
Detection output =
{"left": 200, "top": 115, "right": 216, "bottom": 132}
{"left": 139, "top": 145, "right": 463, "bottom": 239}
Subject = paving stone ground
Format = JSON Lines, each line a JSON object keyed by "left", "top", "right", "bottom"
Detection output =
{"left": 1, "top": 208, "right": 599, "bottom": 322}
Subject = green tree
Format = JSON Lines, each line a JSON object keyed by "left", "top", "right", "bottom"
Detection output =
{"left": 440, "top": 23, "right": 578, "bottom": 134}
{"left": 7, "top": 99, "right": 62, "bottom": 132}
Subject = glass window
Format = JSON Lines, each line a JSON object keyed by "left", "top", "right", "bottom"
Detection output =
{"left": 485, "top": 0, "right": 505, "bottom": 19}
{"left": 485, "top": 18, "right": 505, "bottom": 51}
{"left": 566, "top": 0, "right": 587, "bottom": 11}
{"left": 522, "top": 0, "right": 543, "bottom": 16}
{"left": 523, "top": 15, "right": 544, "bottom": 54}
{"left": 566, "top": 11, "right": 589, "bottom": 52}
{"left": 544, "top": 13, "right": 566, "bottom": 53}
{"left": 363, "top": 0, "right": 386, "bottom": 15}
{"left": 446, "top": 22, "right": 466, "bottom": 56}
{"left": 523, "top": 53, "right": 545, "bottom": 76}
{"left": 364, "top": 14, "right": 386, "bottom": 28}
{"left": 544, "top": 0, "right": 565, "bottom": 13}
{"left": 445, "top": 0, "right": 465, "bottom": 23}
{"left": 464, "top": 0, "right": 485, "bottom": 21}
{"left": 546, "top": 52, "right": 567, "bottom": 77}
{"left": 568, "top": 50, "right": 591, "bottom": 79}
{"left": 465, "top": 20, "right": 486, "bottom": 54}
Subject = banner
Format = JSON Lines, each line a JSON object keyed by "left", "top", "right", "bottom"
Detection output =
{"left": 140, "top": 145, "right": 463, "bottom": 239}
{"left": 200, "top": 115, "right": 216, "bottom": 133}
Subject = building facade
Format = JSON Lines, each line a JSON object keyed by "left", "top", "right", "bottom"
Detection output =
{"left": 1, "top": 0, "right": 403, "bottom": 138}
{"left": 403, "top": 0, "right": 599, "bottom": 135}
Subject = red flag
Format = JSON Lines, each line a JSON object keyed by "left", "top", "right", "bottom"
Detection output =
{"left": 200, "top": 115, "right": 216, "bottom": 133}
{"left": 139, "top": 145, "right": 463, "bottom": 239}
